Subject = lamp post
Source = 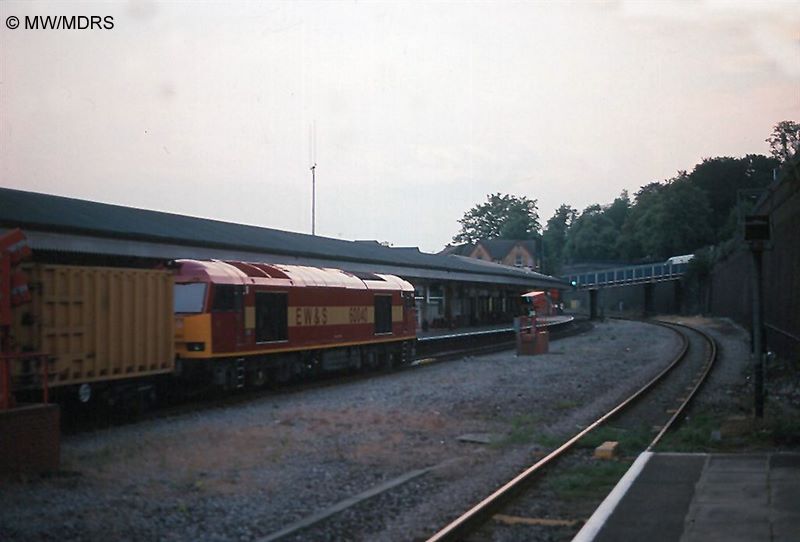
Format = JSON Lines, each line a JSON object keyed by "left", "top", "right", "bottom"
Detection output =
{"left": 745, "top": 214, "right": 770, "bottom": 418}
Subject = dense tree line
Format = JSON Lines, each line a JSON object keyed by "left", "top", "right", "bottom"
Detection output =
{"left": 453, "top": 121, "right": 796, "bottom": 276}
{"left": 541, "top": 154, "right": 780, "bottom": 274}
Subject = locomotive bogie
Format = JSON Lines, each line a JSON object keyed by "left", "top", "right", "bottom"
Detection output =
{"left": 174, "top": 339, "right": 414, "bottom": 391}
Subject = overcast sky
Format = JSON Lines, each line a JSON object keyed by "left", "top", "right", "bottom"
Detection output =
{"left": 2, "top": 1, "right": 798, "bottom": 253}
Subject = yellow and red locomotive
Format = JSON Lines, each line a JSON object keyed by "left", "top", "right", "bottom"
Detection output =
{"left": 173, "top": 259, "right": 417, "bottom": 389}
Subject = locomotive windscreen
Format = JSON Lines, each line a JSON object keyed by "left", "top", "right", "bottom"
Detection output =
{"left": 174, "top": 283, "right": 207, "bottom": 314}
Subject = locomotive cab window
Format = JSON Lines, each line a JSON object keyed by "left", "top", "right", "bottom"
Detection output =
{"left": 212, "top": 284, "right": 243, "bottom": 312}
{"left": 174, "top": 283, "right": 207, "bottom": 314}
{"left": 256, "top": 292, "right": 288, "bottom": 342}
{"left": 374, "top": 294, "right": 393, "bottom": 335}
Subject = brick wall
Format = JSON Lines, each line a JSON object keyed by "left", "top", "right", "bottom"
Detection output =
{"left": 0, "top": 404, "right": 60, "bottom": 478}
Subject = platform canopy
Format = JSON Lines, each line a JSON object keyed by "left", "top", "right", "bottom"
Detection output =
{"left": 0, "top": 187, "right": 568, "bottom": 289}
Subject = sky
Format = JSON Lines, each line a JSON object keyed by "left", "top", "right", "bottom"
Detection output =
{"left": 1, "top": 1, "right": 798, "bottom": 253}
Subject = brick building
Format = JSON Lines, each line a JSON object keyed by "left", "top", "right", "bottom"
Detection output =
{"left": 441, "top": 239, "right": 540, "bottom": 271}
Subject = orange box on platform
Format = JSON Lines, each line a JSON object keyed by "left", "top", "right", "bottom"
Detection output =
{"left": 534, "top": 330, "right": 549, "bottom": 354}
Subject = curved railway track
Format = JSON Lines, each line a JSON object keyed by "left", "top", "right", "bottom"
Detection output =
{"left": 426, "top": 319, "right": 718, "bottom": 542}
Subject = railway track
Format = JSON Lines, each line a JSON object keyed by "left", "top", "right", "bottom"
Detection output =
{"left": 426, "top": 319, "right": 717, "bottom": 542}
{"left": 62, "top": 318, "right": 588, "bottom": 434}
{"left": 7, "top": 318, "right": 688, "bottom": 541}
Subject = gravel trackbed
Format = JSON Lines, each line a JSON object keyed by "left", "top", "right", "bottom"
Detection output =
{"left": 3, "top": 318, "right": 735, "bottom": 541}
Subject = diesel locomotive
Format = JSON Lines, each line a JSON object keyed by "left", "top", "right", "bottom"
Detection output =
{"left": 173, "top": 259, "right": 417, "bottom": 390}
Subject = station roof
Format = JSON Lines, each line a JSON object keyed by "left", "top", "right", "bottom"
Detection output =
{"left": 0, "top": 187, "right": 566, "bottom": 288}
{"left": 478, "top": 239, "right": 538, "bottom": 260}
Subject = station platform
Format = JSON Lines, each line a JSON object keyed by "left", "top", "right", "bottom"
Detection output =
{"left": 574, "top": 452, "right": 800, "bottom": 542}
{"left": 417, "top": 315, "right": 574, "bottom": 341}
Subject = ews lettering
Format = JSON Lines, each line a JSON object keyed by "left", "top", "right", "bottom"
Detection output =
{"left": 294, "top": 307, "right": 328, "bottom": 326}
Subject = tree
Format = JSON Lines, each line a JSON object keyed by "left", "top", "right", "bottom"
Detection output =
{"left": 564, "top": 204, "right": 620, "bottom": 262}
{"left": 542, "top": 204, "right": 577, "bottom": 274}
{"left": 604, "top": 190, "right": 631, "bottom": 230}
{"left": 559, "top": 192, "right": 630, "bottom": 265}
{"left": 616, "top": 182, "right": 665, "bottom": 261}
{"left": 453, "top": 193, "right": 541, "bottom": 244}
{"left": 766, "top": 120, "right": 800, "bottom": 163}
{"left": 686, "top": 155, "right": 778, "bottom": 239}
{"left": 627, "top": 176, "right": 713, "bottom": 260}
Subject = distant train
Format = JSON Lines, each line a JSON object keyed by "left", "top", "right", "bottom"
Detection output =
{"left": 664, "top": 254, "right": 694, "bottom": 266}
{"left": 6, "top": 258, "right": 416, "bottom": 405}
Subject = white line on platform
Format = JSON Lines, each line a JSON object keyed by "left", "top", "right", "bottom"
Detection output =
{"left": 572, "top": 451, "right": 653, "bottom": 542}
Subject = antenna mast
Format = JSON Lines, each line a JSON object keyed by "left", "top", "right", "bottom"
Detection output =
{"left": 310, "top": 121, "right": 317, "bottom": 236}
{"left": 310, "top": 162, "right": 317, "bottom": 236}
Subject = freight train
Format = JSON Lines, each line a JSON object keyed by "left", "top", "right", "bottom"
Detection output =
{"left": 3, "top": 256, "right": 416, "bottom": 406}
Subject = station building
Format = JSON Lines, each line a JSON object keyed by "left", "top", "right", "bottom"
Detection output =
{"left": 0, "top": 188, "right": 567, "bottom": 330}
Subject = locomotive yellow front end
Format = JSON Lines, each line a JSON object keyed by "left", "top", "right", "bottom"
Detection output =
{"left": 173, "top": 279, "right": 213, "bottom": 360}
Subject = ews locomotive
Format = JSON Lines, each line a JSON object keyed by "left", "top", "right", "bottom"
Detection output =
{"left": 173, "top": 259, "right": 417, "bottom": 389}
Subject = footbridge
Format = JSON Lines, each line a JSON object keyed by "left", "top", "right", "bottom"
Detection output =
{"left": 563, "top": 256, "right": 693, "bottom": 318}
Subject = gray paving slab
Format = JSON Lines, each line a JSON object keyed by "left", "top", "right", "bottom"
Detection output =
{"left": 771, "top": 481, "right": 800, "bottom": 512}
{"left": 681, "top": 521, "right": 771, "bottom": 542}
{"left": 773, "top": 516, "right": 800, "bottom": 542}
{"left": 701, "top": 470, "right": 767, "bottom": 484}
{"left": 637, "top": 453, "right": 708, "bottom": 483}
{"left": 706, "top": 454, "right": 768, "bottom": 472}
{"left": 591, "top": 454, "right": 705, "bottom": 542}
{"left": 685, "top": 502, "right": 770, "bottom": 524}
{"left": 577, "top": 452, "right": 800, "bottom": 542}
{"left": 771, "top": 453, "right": 800, "bottom": 469}
{"left": 693, "top": 482, "right": 767, "bottom": 504}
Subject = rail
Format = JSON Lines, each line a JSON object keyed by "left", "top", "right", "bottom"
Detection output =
{"left": 426, "top": 320, "right": 716, "bottom": 542}
{"left": 0, "top": 352, "right": 51, "bottom": 409}
{"left": 648, "top": 322, "right": 717, "bottom": 449}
